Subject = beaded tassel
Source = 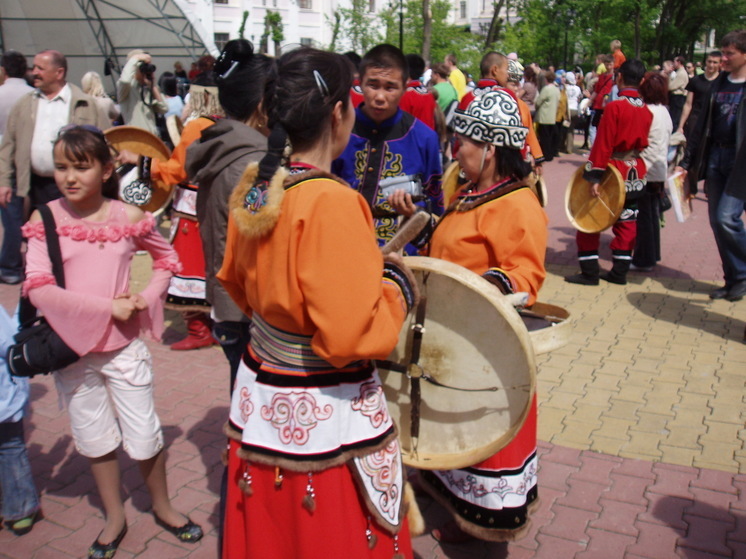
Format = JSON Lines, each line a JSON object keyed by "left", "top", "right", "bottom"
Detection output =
{"left": 302, "top": 472, "right": 316, "bottom": 512}
{"left": 274, "top": 466, "right": 284, "bottom": 488}
{"left": 365, "top": 516, "right": 378, "bottom": 550}
{"left": 392, "top": 534, "right": 405, "bottom": 559}
{"left": 237, "top": 462, "right": 253, "bottom": 496}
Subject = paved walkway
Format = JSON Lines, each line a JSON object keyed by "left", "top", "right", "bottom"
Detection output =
{"left": 1, "top": 147, "right": 744, "bottom": 558}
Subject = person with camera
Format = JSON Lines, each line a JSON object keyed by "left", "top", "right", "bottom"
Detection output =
{"left": 117, "top": 50, "right": 167, "bottom": 135}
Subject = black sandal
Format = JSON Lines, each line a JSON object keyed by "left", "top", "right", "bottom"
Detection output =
{"left": 154, "top": 515, "right": 203, "bottom": 543}
{"left": 88, "top": 522, "right": 127, "bottom": 559}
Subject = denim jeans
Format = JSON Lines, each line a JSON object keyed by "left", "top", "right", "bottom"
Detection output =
{"left": 706, "top": 146, "right": 746, "bottom": 285}
{"left": 212, "top": 320, "right": 251, "bottom": 395}
{"left": 0, "top": 195, "right": 25, "bottom": 280}
{"left": 0, "top": 420, "right": 40, "bottom": 521}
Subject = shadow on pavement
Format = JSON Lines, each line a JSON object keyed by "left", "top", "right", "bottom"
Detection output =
{"left": 626, "top": 291, "right": 746, "bottom": 343}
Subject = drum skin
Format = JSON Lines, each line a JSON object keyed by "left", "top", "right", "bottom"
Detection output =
{"left": 565, "top": 164, "right": 625, "bottom": 233}
{"left": 104, "top": 126, "right": 174, "bottom": 216}
{"left": 378, "top": 256, "right": 537, "bottom": 470}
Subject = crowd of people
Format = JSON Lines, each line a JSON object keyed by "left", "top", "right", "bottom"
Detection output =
{"left": 0, "top": 25, "right": 743, "bottom": 559}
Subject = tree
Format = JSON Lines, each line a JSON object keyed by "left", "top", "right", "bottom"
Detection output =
{"left": 238, "top": 10, "right": 249, "bottom": 40}
{"left": 335, "top": 0, "right": 383, "bottom": 54}
{"left": 379, "top": 0, "right": 484, "bottom": 75}
{"left": 484, "top": 0, "right": 508, "bottom": 49}
{"left": 259, "top": 10, "right": 284, "bottom": 55}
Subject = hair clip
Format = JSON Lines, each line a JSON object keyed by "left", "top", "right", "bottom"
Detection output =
{"left": 220, "top": 60, "right": 239, "bottom": 80}
{"left": 313, "top": 70, "right": 329, "bottom": 98}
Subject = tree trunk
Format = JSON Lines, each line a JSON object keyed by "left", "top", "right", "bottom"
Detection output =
{"left": 422, "top": 0, "right": 432, "bottom": 64}
{"left": 485, "top": 0, "right": 506, "bottom": 49}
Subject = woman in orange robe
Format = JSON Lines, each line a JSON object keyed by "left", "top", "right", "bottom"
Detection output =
{"left": 217, "top": 48, "right": 417, "bottom": 559}
{"left": 391, "top": 87, "right": 548, "bottom": 542}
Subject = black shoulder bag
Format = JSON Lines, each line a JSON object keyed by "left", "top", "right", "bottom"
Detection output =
{"left": 7, "top": 205, "right": 80, "bottom": 377}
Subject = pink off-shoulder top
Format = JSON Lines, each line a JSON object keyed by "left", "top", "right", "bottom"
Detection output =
{"left": 22, "top": 199, "right": 181, "bottom": 356}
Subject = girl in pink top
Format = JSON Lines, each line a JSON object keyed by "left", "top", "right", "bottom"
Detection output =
{"left": 22, "top": 126, "right": 203, "bottom": 559}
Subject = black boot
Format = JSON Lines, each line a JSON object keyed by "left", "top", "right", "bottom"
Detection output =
{"left": 600, "top": 258, "right": 631, "bottom": 285}
{"left": 565, "top": 259, "right": 599, "bottom": 285}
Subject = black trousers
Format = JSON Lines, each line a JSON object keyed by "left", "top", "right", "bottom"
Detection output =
{"left": 30, "top": 173, "right": 63, "bottom": 209}
{"left": 632, "top": 181, "right": 663, "bottom": 267}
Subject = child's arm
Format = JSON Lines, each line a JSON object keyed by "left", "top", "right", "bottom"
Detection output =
{"left": 126, "top": 206, "right": 181, "bottom": 341}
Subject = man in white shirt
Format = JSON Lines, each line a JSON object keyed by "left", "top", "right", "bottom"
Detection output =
{"left": 0, "top": 49, "right": 109, "bottom": 283}
{"left": 0, "top": 51, "right": 33, "bottom": 284}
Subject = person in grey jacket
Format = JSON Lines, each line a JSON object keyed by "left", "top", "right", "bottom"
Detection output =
{"left": 677, "top": 29, "right": 746, "bottom": 302}
{"left": 186, "top": 40, "right": 270, "bottom": 390}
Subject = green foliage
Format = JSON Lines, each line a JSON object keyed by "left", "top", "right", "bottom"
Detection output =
{"left": 238, "top": 10, "right": 249, "bottom": 39}
{"left": 335, "top": 0, "right": 384, "bottom": 54}
{"left": 502, "top": 0, "right": 746, "bottom": 70}
{"left": 378, "top": 0, "right": 485, "bottom": 78}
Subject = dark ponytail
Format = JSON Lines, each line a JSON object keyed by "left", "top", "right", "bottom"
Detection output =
{"left": 215, "top": 39, "right": 272, "bottom": 122}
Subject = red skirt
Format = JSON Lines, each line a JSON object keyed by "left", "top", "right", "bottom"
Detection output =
{"left": 166, "top": 217, "right": 209, "bottom": 310}
{"left": 223, "top": 439, "right": 413, "bottom": 559}
{"left": 419, "top": 394, "right": 538, "bottom": 541}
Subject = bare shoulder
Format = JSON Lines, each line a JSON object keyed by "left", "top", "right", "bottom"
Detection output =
{"left": 123, "top": 203, "right": 146, "bottom": 224}
{"left": 28, "top": 209, "right": 42, "bottom": 223}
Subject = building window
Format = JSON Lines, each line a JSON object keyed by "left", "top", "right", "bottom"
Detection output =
{"left": 214, "top": 32, "right": 229, "bottom": 51}
{"left": 215, "top": 0, "right": 228, "bottom": 3}
{"left": 300, "top": 37, "right": 313, "bottom": 46}
{"left": 299, "top": 0, "right": 311, "bottom": 8}
{"left": 460, "top": 0, "right": 466, "bottom": 19}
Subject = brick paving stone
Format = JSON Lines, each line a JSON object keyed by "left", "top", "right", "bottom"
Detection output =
{"left": 538, "top": 504, "right": 597, "bottom": 542}
{"left": 576, "top": 527, "right": 637, "bottom": 559}
{"left": 588, "top": 498, "right": 646, "bottom": 536}
{"left": 606, "top": 472, "right": 651, "bottom": 506}
{"left": 639, "top": 493, "right": 692, "bottom": 530}
{"left": 679, "top": 515, "right": 735, "bottom": 557}
{"left": 533, "top": 533, "right": 587, "bottom": 558}
{"left": 648, "top": 463, "right": 697, "bottom": 499}
{"left": 684, "top": 487, "right": 738, "bottom": 524}
{"left": 625, "top": 521, "right": 685, "bottom": 559}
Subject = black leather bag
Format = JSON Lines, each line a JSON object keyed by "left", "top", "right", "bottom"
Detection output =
{"left": 7, "top": 205, "right": 80, "bottom": 377}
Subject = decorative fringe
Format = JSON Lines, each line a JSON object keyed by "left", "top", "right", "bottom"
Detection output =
{"left": 237, "top": 462, "right": 253, "bottom": 496}
{"left": 302, "top": 472, "right": 316, "bottom": 513}
{"left": 365, "top": 517, "right": 378, "bottom": 550}
{"left": 404, "top": 481, "right": 425, "bottom": 537}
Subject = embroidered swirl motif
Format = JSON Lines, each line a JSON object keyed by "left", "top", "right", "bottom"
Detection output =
{"left": 244, "top": 184, "right": 268, "bottom": 214}
{"left": 358, "top": 440, "right": 401, "bottom": 521}
{"left": 239, "top": 387, "right": 254, "bottom": 423}
{"left": 453, "top": 90, "right": 527, "bottom": 149}
{"left": 624, "top": 165, "right": 645, "bottom": 194}
{"left": 442, "top": 459, "right": 537, "bottom": 503}
{"left": 260, "top": 392, "right": 333, "bottom": 445}
{"left": 121, "top": 179, "right": 153, "bottom": 206}
{"left": 351, "top": 381, "right": 389, "bottom": 428}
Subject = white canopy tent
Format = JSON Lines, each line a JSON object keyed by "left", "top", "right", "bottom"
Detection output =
{"left": 0, "top": 0, "right": 218, "bottom": 93}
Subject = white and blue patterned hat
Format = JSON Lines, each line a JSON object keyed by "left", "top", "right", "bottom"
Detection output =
{"left": 453, "top": 89, "right": 528, "bottom": 150}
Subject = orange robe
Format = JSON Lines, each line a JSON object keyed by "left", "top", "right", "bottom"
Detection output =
{"left": 430, "top": 185, "right": 548, "bottom": 305}
{"left": 218, "top": 167, "right": 413, "bottom": 559}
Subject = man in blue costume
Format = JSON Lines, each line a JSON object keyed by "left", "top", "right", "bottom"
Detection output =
{"left": 332, "top": 44, "right": 442, "bottom": 249}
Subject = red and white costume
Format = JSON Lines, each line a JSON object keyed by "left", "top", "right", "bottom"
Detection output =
{"left": 577, "top": 89, "right": 652, "bottom": 264}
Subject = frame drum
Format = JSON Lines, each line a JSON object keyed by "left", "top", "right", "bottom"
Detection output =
{"left": 565, "top": 164, "right": 625, "bottom": 233}
{"left": 378, "top": 256, "right": 536, "bottom": 470}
